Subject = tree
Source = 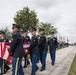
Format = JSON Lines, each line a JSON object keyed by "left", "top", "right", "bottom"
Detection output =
{"left": 14, "top": 7, "right": 39, "bottom": 31}
{"left": 1, "top": 28, "right": 12, "bottom": 40}
{"left": 39, "top": 22, "right": 57, "bottom": 35}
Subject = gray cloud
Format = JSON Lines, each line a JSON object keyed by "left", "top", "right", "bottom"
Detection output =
{"left": 29, "top": 0, "right": 70, "bottom": 9}
{"left": 0, "top": 0, "right": 76, "bottom": 43}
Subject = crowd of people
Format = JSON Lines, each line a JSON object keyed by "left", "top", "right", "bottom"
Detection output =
{"left": 0, "top": 24, "right": 58, "bottom": 75}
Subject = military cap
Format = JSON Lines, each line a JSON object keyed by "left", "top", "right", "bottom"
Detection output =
{"left": 50, "top": 31, "right": 55, "bottom": 34}
{"left": 0, "top": 31, "right": 5, "bottom": 34}
{"left": 30, "top": 28, "right": 37, "bottom": 32}
{"left": 21, "top": 30, "right": 27, "bottom": 33}
{"left": 12, "top": 24, "right": 20, "bottom": 29}
{"left": 38, "top": 28, "right": 44, "bottom": 31}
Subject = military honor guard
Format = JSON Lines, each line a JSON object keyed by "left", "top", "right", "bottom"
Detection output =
{"left": 38, "top": 28, "right": 48, "bottom": 71}
{"left": 21, "top": 30, "right": 30, "bottom": 68}
{"left": 0, "top": 31, "right": 10, "bottom": 74}
{"left": 28, "top": 28, "right": 39, "bottom": 75}
{"left": 10, "top": 24, "right": 25, "bottom": 75}
{"left": 48, "top": 32, "right": 58, "bottom": 65}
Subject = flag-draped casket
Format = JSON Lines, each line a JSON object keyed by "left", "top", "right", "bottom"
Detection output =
{"left": 0, "top": 42, "right": 30, "bottom": 62}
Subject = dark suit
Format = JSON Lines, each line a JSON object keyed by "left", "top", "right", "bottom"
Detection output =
{"left": 38, "top": 34, "right": 48, "bottom": 51}
{"left": 28, "top": 35, "right": 39, "bottom": 74}
{"left": 48, "top": 37, "right": 58, "bottom": 65}
{"left": 10, "top": 31, "right": 25, "bottom": 57}
{"left": 38, "top": 34, "right": 48, "bottom": 70}
{"left": 10, "top": 31, "right": 25, "bottom": 75}
{"left": 29, "top": 35, "right": 39, "bottom": 54}
{"left": 48, "top": 37, "right": 58, "bottom": 50}
{"left": 0, "top": 38, "right": 10, "bottom": 74}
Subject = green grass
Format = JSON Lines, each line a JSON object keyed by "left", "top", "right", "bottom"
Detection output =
{"left": 68, "top": 54, "right": 76, "bottom": 75}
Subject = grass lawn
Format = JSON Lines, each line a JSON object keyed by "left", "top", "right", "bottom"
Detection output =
{"left": 68, "top": 54, "right": 76, "bottom": 75}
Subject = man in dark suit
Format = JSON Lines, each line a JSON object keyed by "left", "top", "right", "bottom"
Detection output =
{"left": 21, "top": 30, "right": 30, "bottom": 68}
{"left": 0, "top": 31, "right": 10, "bottom": 74}
{"left": 38, "top": 28, "right": 48, "bottom": 71}
{"left": 48, "top": 32, "right": 58, "bottom": 65}
{"left": 10, "top": 24, "right": 25, "bottom": 75}
{"left": 28, "top": 28, "right": 39, "bottom": 75}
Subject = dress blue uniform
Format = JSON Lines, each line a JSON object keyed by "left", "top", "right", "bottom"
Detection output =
{"left": 38, "top": 34, "right": 48, "bottom": 71}
{"left": 23, "top": 35, "right": 30, "bottom": 68}
{"left": 28, "top": 34, "right": 39, "bottom": 75}
{"left": 48, "top": 36, "right": 58, "bottom": 65}
{"left": 10, "top": 24, "right": 25, "bottom": 75}
{"left": 0, "top": 37, "right": 10, "bottom": 74}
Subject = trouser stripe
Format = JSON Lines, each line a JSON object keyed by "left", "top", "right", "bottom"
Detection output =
{"left": 15, "top": 58, "right": 19, "bottom": 75}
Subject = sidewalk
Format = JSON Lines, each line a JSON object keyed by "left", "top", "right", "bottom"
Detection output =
{"left": 5, "top": 46, "right": 76, "bottom": 75}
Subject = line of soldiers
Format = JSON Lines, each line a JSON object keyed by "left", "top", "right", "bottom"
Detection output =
{"left": 0, "top": 24, "right": 58, "bottom": 75}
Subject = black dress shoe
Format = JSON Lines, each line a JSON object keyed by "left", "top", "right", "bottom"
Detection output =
{"left": 40, "top": 68, "right": 45, "bottom": 71}
{"left": 52, "top": 63, "right": 55, "bottom": 66}
{"left": 23, "top": 65, "right": 27, "bottom": 68}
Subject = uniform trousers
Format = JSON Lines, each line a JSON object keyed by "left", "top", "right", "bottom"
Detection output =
{"left": 12, "top": 57, "right": 24, "bottom": 75}
{"left": 50, "top": 50, "right": 56, "bottom": 64}
{"left": 0, "top": 58, "right": 10, "bottom": 74}
{"left": 30, "top": 54, "right": 38, "bottom": 74}
{"left": 40, "top": 50, "right": 47, "bottom": 70}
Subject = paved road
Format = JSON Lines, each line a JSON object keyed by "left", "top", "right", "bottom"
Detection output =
{"left": 5, "top": 46, "right": 76, "bottom": 75}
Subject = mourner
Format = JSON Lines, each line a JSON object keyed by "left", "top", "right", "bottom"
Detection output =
{"left": 38, "top": 28, "right": 48, "bottom": 71}
{"left": 0, "top": 31, "right": 10, "bottom": 74}
{"left": 21, "top": 30, "right": 30, "bottom": 68}
{"left": 48, "top": 32, "right": 58, "bottom": 65}
{"left": 28, "top": 28, "right": 39, "bottom": 75}
{"left": 10, "top": 24, "right": 25, "bottom": 75}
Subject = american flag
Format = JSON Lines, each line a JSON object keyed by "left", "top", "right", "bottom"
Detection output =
{"left": 0, "top": 42, "right": 10, "bottom": 61}
{"left": 0, "top": 42, "right": 30, "bottom": 62}
{"left": 0, "top": 42, "right": 2, "bottom": 58}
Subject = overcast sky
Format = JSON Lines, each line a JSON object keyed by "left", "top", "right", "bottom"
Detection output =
{"left": 0, "top": 0, "right": 76, "bottom": 43}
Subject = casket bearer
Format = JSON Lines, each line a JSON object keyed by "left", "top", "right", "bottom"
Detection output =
{"left": 0, "top": 31, "right": 10, "bottom": 74}
{"left": 10, "top": 24, "right": 25, "bottom": 75}
{"left": 28, "top": 28, "right": 39, "bottom": 75}
{"left": 38, "top": 28, "right": 48, "bottom": 71}
{"left": 48, "top": 32, "right": 58, "bottom": 65}
{"left": 21, "top": 30, "right": 30, "bottom": 68}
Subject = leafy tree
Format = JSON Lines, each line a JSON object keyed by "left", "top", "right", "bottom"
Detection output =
{"left": 1, "top": 28, "right": 12, "bottom": 40}
{"left": 14, "top": 7, "right": 39, "bottom": 31}
{"left": 39, "top": 22, "right": 57, "bottom": 35}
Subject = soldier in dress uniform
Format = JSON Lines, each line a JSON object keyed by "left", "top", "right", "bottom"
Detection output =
{"left": 38, "top": 28, "right": 48, "bottom": 71}
{"left": 21, "top": 30, "right": 30, "bottom": 68}
{"left": 0, "top": 31, "right": 10, "bottom": 74}
{"left": 48, "top": 32, "right": 58, "bottom": 65}
{"left": 10, "top": 24, "right": 25, "bottom": 75}
{"left": 28, "top": 28, "right": 39, "bottom": 75}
